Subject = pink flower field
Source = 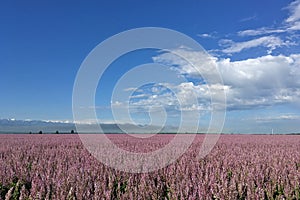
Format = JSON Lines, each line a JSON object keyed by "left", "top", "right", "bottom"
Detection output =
{"left": 0, "top": 134, "right": 299, "bottom": 199}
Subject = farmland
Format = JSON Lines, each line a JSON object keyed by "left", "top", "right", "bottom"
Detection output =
{"left": 0, "top": 134, "right": 299, "bottom": 199}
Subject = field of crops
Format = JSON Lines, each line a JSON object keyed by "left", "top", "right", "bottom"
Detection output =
{"left": 0, "top": 134, "right": 299, "bottom": 199}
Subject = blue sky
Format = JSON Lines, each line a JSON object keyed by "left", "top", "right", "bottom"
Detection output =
{"left": 1, "top": 0, "right": 300, "bottom": 133}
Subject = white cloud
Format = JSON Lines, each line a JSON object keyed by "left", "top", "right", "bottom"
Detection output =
{"left": 217, "top": 54, "right": 300, "bottom": 109}
{"left": 220, "top": 0, "right": 300, "bottom": 56}
{"left": 153, "top": 48, "right": 300, "bottom": 111}
{"left": 238, "top": 28, "right": 285, "bottom": 37}
{"left": 285, "top": 0, "right": 300, "bottom": 24}
{"left": 108, "top": 48, "right": 300, "bottom": 130}
{"left": 221, "top": 36, "right": 286, "bottom": 54}
{"left": 287, "top": 21, "right": 300, "bottom": 31}
{"left": 218, "top": 39, "right": 234, "bottom": 48}
{"left": 198, "top": 33, "right": 215, "bottom": 38}
{"left": 255, "top": 114, "right": 300, "bottom": 122}
{"left": 124, "top": 81, "right": 227, "bottom": 116}
{"left": 153, "top": 48, "right": 221, "bottom": 83}
{"left": 42, "top": 119, "right": 74, "bottom": 124}
{"left": 237, "top": 0, "right": 300, "bottom": 36}
{"left": 239, "top": 14, "right": 257, "bottom": 22}
{"left": 123, "top": 87, "right": 138, "bottom": 92}
{"left": 284, "top": 0, "right": 300, "bottom": 32}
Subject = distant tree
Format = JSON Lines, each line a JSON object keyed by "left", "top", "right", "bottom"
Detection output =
{"left": 56, "top": 130, "right": 59, "bottom": 134}
{"left": 71, "top": 130, "right": 75, "bottom": 134}
{"left": 39, "top": 131, "right": 43, "bottom": 134}
{"left": 29, "top": 131, "right": 32, "bottom": 134}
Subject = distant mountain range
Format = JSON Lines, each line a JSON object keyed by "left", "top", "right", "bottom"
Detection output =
{"left": 0, "top": 119, "right": 176, "bottom": 134}
{"left": 0, "top": 119, "right": 75, "bottom": 133}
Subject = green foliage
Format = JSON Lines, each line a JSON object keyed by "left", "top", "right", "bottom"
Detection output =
{"left": 237, "top": 185, "right": 247, "bottom": 200}
{"left": 227, "top": 169, "right": 233, "bottom": 182}
{"left": 12, "top": 182, "right": 21, "bottom": 200}
{"left": 161, "top": 184, "right": 171, "bottom": 200}
{"left": 273, "top": 184, "right": 284, "bottom": 199}
{"left": 111, "top": 177, "right": 128, "bottom": 199}
{"left": 0, "top": 177, "right": 31, "bottom": 200}
{"left": 0, "top": 182, "right": 9, "bottom": 199}
{"left": 157, "top": 177, "right": 171, "bottom": 200}
{"left": 27, "top": 161, "right": 32, "bottom": 171}
{"left": 296, "top": 162, "right": 300, "bottom": 170}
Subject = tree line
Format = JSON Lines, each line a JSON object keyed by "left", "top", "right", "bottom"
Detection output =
{"left": 29, "top": 130, "right": 76, "bottom": 134}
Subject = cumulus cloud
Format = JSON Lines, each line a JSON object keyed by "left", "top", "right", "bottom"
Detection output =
{"left": 152, "top": 48, "right": 300, "bottom": 111}
{"left": 109, "top": 49, "right": 300, "bottom": 132}
{"left": 220, "top": 54, "right": 300, "bottom": 109}
{"left": 218, "top": 54, "right": 299, "bottom": 88}
{"left": 123, "top": 81, "right": 226, "bottom": 117}
{"left": 152, "top": 48, "right": 222, "bottom": 84}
